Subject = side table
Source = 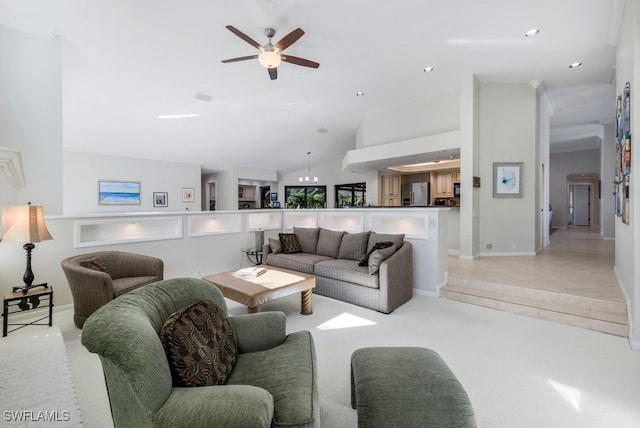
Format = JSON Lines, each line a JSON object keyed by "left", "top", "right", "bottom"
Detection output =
{"left": 2, "top": 285, "right": 53, "bottom": 337}
{"left": 241, "top": 247, "right": 264, "bottom": 265}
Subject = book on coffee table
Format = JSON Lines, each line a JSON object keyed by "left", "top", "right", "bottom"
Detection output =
{"left": 235, "top": 267, "right": 266, "bottom": 277}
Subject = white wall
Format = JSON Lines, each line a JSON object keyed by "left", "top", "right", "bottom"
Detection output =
{"left": 63, "top": 151, "right": 201, "bottom": 214}
{"left": 356, "top": 89, "right": 460, "bottom": 148}
{"left": 478, "top": 83, "right": 537, "bottom": 255}
{"left": 549, "top": 149, "right": 601, "bottom": 228}
{"left": 0, "top": 25, "right": 62, "bottom": 214}
{"left": 601, "top": 123, "right": 616, "bottom": 239}
{"left": 615, "top": 0, "right": 640, "bottom": 348}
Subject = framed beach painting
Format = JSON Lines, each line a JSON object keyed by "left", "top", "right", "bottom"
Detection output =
{"left": 99, "top": 180, "right": 141, "bottom": 205}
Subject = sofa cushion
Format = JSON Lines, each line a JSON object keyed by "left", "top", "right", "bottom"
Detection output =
{"left": 316, "top": 228, "right": 345, "bottom": 258}
{"left": 279, "top": 233, "right": 302, "bottom": 254}
{"left": 160, "top": 300, "right": 237, "bottom": 387}
{"left": 268, "top": 238, "right": 282, "bottom": 254}
{"left": 359, "top": 241, "right": 394, "bottom": 266}
{"left": 314, "top": 259, "right": 379, "bottom": 289}
{"left": 368, "top": 232, "right": 405, "bottom": 251}
{"left": 266, "top": 252, "right": 333, "bottom": 274}
{"left": 80, "top": 256, "right": 107, "bottom": 272}
{"left": 112, "top": 276, "right": 160, "bottom": 297}
{"left": 368, "top": 245, "right": 398, "bottom": 274}
{"left": 293, "top": 227, "right": 320, "bottom": 254}
{"left": 338, "top": 231, "right": 370, "bottom": 261}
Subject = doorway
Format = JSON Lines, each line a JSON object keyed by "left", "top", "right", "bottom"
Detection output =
{"left": 568, "top": 184, "right": 591, "bottom": 226}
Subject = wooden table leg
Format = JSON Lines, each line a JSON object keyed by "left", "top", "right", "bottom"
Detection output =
{"left": 301, "top": 289, "right": 313, "bottom": 315}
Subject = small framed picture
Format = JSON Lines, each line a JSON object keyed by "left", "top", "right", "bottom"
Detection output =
{"left": 270, "top": 192, "right": 278, "bottom": 201}
{"left": 153, "top": 192, "right": 168, "bottom": 207}
{"left": 493, "top": 162, "right": 523, "bottom": 198}
{"left": 272, "top": 201, "right": 281, "bottom": 208}
{"left": 182, "top": 187, "right": 195, "bottom": 202}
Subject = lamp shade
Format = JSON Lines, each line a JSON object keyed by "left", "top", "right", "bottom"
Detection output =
{"left": 2, "top": 204, "right": 53, "bottom": 243}
{"left": 247, "top": 213, "right": 271, "bottom": 231}
{"left": 258, "top": 51, "right": 281, "bottom": 68}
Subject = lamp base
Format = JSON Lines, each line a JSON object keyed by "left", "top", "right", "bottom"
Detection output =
{"left": 13, "top": 282, "right": 48, "bottom": 295}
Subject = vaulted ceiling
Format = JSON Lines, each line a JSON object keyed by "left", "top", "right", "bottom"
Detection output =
{"left": 0, "top": 0, "right": 622, "bottom": 174}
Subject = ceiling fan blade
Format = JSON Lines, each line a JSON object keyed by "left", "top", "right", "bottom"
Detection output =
{"left": 281, "top": 55, "right": 320, "bottom": 69}
{"left": 274, "top": 28, "right": 305, "bottom": 52}
{"left": 268, "top": 67, "right": 278, "bottom": 80}
{"left": 221, "top": 54, "right": 259, "bottom": 63}
{"left": 225, "top": 25, "right": 263, "bottom": 51}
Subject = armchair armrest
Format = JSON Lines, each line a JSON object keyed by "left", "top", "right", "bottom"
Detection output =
{"left": 230, "top": 312, "right": 287, "bottom": 353}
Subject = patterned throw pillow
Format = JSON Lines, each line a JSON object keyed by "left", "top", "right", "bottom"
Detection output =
{"left": 279, "top": 233, "right": 302, "bottom": 254}
{"left": 160, "top": 300, "right": 237, "bottom": 387}
{"left": 368, "top": 245, "right": 398, "bottom": 275}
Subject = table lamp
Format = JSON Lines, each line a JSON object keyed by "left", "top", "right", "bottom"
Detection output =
{"left": 1, "top": 202, "right": 53, "bottom": 293}
{"left": 247, "top": 213, "right": 270, "bottom": 249}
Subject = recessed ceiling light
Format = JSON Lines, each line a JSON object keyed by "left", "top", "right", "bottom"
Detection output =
{"left": 356, "top": 91, "right": 365, "bottom": 96}
{"left": 194, "top": 92, "right": 213, "bottom": 102}
{"left": 525, "top": 29, "right": 540, "bottom": 37}
{"left": 317, "top": 128, "right": 329, "bottom": 134}
{"left": 569, "top": 62, "right": 582, "bottom": 68}
{"left": 424, "top": 66, "right": 435, "bottom": 72}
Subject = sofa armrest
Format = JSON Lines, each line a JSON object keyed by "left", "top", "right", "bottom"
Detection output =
{"left": 230, "top": 312, "right": 287, "bottom": 353}
{"left": 155, "top": 385, "right": 274, "bottom": 428}
{"left": 378, "top": 241, "right": 413, "bottom": 312}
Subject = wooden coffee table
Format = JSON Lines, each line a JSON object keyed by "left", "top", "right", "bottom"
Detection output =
{"left": 203, "top": 266, "right": 316, "bottom": 315}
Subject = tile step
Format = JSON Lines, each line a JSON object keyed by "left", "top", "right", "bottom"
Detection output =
{"left": 441, "top": 281, "right": 628, "bottom": 338}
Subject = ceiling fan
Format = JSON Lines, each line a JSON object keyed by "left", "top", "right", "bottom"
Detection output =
{"left": 221, "top": 25, "right": 320, "bottom": 80}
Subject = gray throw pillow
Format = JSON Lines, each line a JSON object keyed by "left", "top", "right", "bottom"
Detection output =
{"left": 368, "top": 232, "right": 405, "bottom": 252}
{"left": 315, "top": 228, "right": 345, "bottom": 258}
{"left": 160, "top": 300, "right": 237, "bottom": 387}
{"left": 279, "top": 233, "right": 302, "bottom": 254}
{"left": 293, "top": 227, "right": 320, "bottom": 254}
{"left": 268, "top": 238, "right": 282, "bottom": 254}
{"left": 338, "top": 232, "right": 370, "bottom": 261}
{"left": 368, "top": 245, "right": 398, "bottom": 275}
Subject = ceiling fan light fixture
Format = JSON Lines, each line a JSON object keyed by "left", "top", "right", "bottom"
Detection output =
{"left": 258, "top": 50, "right": 281, "bottom": 68}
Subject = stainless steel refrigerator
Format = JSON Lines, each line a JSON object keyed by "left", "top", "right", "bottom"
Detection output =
{"left": 410, "top": 182, "right": 430, "bottom": 206}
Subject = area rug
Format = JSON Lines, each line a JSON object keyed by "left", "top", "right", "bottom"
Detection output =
{"left": 0, "top": 326, "right": 82, "bottom": 426}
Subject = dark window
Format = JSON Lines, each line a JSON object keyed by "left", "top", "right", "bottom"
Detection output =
{"left": 285, "top": 186, "right": 327, "bottom": 209}
{"left": 335, "top": 183, "right": 366, "bottom": 208}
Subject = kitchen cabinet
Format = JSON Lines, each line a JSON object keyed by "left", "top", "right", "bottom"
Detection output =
{"left": 432, "top": 171, "right": 455, "bottom": 198}
{"left": 238, "top": 185, "right": 256, "bottom": 201}
{"left": 381, "top": 175, "right": 401, "bottom": 206}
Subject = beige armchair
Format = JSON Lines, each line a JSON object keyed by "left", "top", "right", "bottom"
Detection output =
{"left": 61, "top": 251, "right": 164, "bottom": 328}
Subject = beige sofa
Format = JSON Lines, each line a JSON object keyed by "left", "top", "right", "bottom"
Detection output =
{"left": 263, "top": 227, "right": 413, "bottom": 313}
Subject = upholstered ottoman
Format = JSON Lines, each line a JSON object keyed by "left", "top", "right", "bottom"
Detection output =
{"left": 350, "top": 347, "right": 476, "bottom": 428}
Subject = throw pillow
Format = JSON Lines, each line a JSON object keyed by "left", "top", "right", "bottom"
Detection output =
{"left": 293, "top": 227, "right": 320, "bottom": 254}
{"left": 268, "top": 238, "right": 282, "bottom": 254}
{"left": 368, "top": 232, "right": 405, "bottom": 252}
{"left": 79, "top": 257, "right": 107, "bottom": 272}
{"left": 279, "top": 233, "right": 302, "bottom": 254}
{"left": 368, "top": 245, "right": 398, "bottom": 275}
{"left": 338, "top": 231, "right": 370, "bottom": 261}
{"left": 160, "top": 300, "right": 237, "bottom": 387}
{"left": 359, "top": 241, "right": 394, "bottom": 266}
{"left": 315, "top": 228, "right": 345, "bottom": 258}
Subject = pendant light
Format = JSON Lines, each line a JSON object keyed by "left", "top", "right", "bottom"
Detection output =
{"left": 299, "top": 151, "right": 318, "bottom": 183}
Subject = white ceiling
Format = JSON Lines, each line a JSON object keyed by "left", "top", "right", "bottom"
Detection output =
{"left": 0, "top": 0, "right": 623, "bottom": 174}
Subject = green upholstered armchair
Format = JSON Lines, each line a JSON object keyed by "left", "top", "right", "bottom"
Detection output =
{"left": 81, "top": 278, "right": 319, "bottom": 428}
{"left": 61, "top": 251, "right": 164, "bottom": 328}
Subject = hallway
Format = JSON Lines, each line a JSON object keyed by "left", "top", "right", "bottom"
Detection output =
{"left": 442, "top": 227, "right": 628, "bottom": 336}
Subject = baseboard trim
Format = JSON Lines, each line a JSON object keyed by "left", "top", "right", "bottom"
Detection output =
{"left": 614, "top": 267, "right": 638, "bottom": 350}
{"left": 414, "top": 288, "right": 439, "bottom": 298}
